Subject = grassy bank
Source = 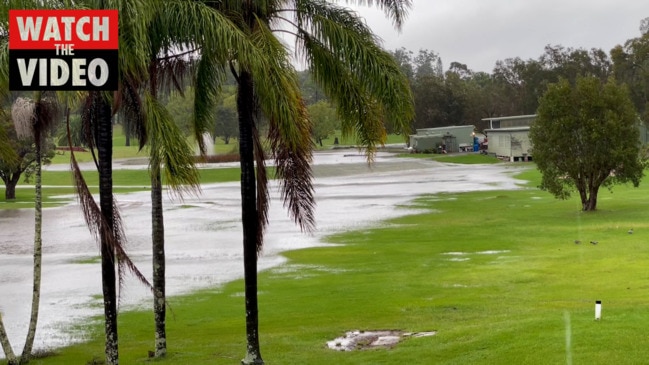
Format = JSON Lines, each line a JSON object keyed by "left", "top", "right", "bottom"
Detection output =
{"left": 8, "top": 167, "right": 649, "bottom": 364}
{"left": 0, "top": 167, "right": 244, "bottom": 209}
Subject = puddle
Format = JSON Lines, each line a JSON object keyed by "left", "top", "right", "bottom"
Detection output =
{"left": 476, "top": 250, "right": 511, "bottom": 255}
{"left": 327, "top": 330, "right": 437, "bottom": 351}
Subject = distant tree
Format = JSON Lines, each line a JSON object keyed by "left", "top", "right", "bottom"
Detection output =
{"left": 414, "top": 49, "right": 442, "bottom": 79}
{"left": 55, "top": 113, "right": 86, "bottom": 147}
{"left": 640, "top": 17, "right": 649, "bottom": 35}
{"left": 530, "top": 76, "right": 643, "bottom": 211}
{"left": 296, "top": 70, "right": 326, "bottom": 104}
{"left": 308, "top": 100, "right": 338, "bottom": 146}
{"left": 390, "top": 47, "right": 414, "bottom": 81}
{"left": 611, "top": 30, "right": 649, "bottom": 120}
{"left": 0, "top": 112, "right": 55, "bottom": 201}
{"left": 214, "top": 95, "right": 238, "bottom": 145}
{"left": 165, "top": 87, "right": 195, "bottom": 136}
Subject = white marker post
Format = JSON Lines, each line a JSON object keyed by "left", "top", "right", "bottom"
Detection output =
{"left": 595, "top": 300, "right": 602, "bottom": 320}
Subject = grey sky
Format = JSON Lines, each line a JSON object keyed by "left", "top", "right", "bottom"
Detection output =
{"left": 346, "top": 0, "right": 649, "bottom": 73}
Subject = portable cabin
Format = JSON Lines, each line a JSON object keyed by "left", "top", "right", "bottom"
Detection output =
{"left": 409, "top": 125, "right": 475, "bottom": 153}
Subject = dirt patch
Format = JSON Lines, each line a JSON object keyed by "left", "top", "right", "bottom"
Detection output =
{"left": 326, "top": 330, "right": 436, "bottom": 351}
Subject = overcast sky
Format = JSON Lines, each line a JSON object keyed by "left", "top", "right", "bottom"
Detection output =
{"left": 344, "top": 0, "right": 649, "bottom": 73}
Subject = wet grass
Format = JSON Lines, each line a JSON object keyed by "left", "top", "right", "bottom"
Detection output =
{"left": 0, "top": 167, "right": 246, "bottom": 208}
{"left": 398, "top": 152, "right": 501, "bottom": 164}
{"left": 70, "top": 256, "right": 102, "bottom": 265}
{"left": 11, "top": 168, "right": 649, "bottom": 364}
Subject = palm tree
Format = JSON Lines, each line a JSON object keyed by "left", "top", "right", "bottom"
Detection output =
{"left": 11, "top": 94, "right": 59, "bottom": 365}
{"left": 135, "top": 1, "right": 265, "bottom": 357}
{"left": 202, "top": 1, "right": 414, "bottom": 363}
{"left": 0, "top": 2, "right": 63, "bottom": 363}
{"left": 72, "top": 1, "right": 262, "bottom": 362}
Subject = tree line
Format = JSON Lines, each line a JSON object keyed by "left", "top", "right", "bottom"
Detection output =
{"left": 390, "top": 20, "right": 649, "bottom": 131}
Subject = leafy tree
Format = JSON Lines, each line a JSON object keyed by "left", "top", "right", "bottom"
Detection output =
{"left": 296, "top": 70, "right": 326, "bottom": 105}
{"left": 0, "top": 111, "right": 55, "bottom": 201}
{"left": 215, "top": 97, "right": 238, "bottom": 145}
{"left": 611, "top": 26, "right": 649, "bottom": 120}
{"left": 414, "top": 49, "right": 442, "bottom": 79}
{"left": 165, "top": 87, "right": 195, "bottom": 136}
{"left": 308, "top": 100, "right": 339, "bottom": 146}
{"left": 530, "top": 76, "right": 643, "bottom": 211}
{"left": 390, "top": 47, "right": 415, "bottom": 81}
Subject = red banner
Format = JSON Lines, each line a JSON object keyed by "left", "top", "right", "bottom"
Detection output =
{"left": 9, "top": 10, "right": 119, "bottom": 90}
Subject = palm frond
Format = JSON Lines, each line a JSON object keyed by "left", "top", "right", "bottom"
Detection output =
{"left": 0, "top": 40, "right": 8, "bottom": 99}
{"left": 250, "top": 19, "right": 316, "bottom": 234}
{"left": 268, "top": 101, "right": 316, "bottom": 234}
{"left": 32, "top": 92, "right": 61, "bottom": 147}
{"left": 11, "top": 97, "right": 34, "bottom": 139}
{"left": 341, "top": 0, "right": 412, "bottom": 30}
{"left": 80, "top": 94, "right": 100, "bottom": 170}
{"left": 118, "top": 76, "right": 147, "bottom": 150}
{"left": 111, "top": 0, "right": 152, "bottom": 87}
{"left": 67, "top": 108, "right": 152, "bottom": 295}
{"left": 193, "top": 55, "right": 226, "bottom": 155}
{"left": 154, "top": 52, "right": 194, "bottom": 96}
{"left": 253, "top": 124, "right": 269, "bottom": 253}
{"left": 295, "top": 2, "right": 414, "bottom": 137}
{"left": 144, "top": 91, "right": 200, "bottom": 197}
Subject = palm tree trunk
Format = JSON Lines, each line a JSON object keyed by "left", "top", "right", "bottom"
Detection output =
{"left": 151, "top": 169, "right": 166, "bottom": 357}
{"left": 19, "top": 145, "right": 42, "bottom": 365}
{"left": 237, "top": 70, "right": 264, "bottom": 365}
{"left": 96, "top": 94, "right": 119, "bottom": 365}
{"left": 0, "top": 314, "right": 17, "bottom": 365}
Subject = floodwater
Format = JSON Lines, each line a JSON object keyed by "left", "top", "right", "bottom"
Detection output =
{"left": 0, "top": 150, "right": 525, "bottom": 355}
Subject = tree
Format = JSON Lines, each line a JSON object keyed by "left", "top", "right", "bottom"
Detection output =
{"left": 390, "top": 47, "right": 415, "bottom": 81}
{"left": 214, "top": 93, "right": 238, "bottom": 145}
{"left": 611, "top": 25, "right": 649, "bottom": 120}
{"left": 12, "top": 95, "right": 59, "bottom": 365}
{"left": 308, "top": 100, "right": 338, "bottom": 146}
{"left": 165, "top": 87, "right": 195, "bottom": 136}
{"left": 530, "top": 76, "right": 643, "bottom": 211}
{"left": 0, "top": 108, "right": 55, "bottom": 201}
{"left": 58, "top": 1, "right": 159, "bottom": 363}
{"left": 204, "top": 2, "right": 414, "bottom": 364}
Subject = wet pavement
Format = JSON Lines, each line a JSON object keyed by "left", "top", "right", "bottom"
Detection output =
{"left": 0, "top": 150, "right": 525, "bottom": 354}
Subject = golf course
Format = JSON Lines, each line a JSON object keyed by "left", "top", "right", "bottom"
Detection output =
{"left": 2, "top": 153, "right": 649, "bottom": 364}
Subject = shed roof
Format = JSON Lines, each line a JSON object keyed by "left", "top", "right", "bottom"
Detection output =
{"left": 484, "top": 127, "right": 531, "bottom": 133}
{"left": 481, "top": 114, "right": 537, "bottom": 122}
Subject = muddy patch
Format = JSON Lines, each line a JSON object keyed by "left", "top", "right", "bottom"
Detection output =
{"left": 326, "top": 330, "right": 436, "bottom": 351}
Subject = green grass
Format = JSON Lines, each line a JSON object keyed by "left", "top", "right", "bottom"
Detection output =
{"left": 51, "top": 124, "right": 239, "bottom": 164}
{"left": 398, "top": 152, "right": 501, "bottom": 164}
{"left": 10, "top": 167, "right": 649, "bottom": 364}
{"left": 0, "top": 167, "right": 244, "bottom": 209}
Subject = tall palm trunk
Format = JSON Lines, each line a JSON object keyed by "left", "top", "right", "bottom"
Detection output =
{"left": 96, "top": 93, "right": 119, "bottom": 365}
{"left": 19, "top": 139, "right": 42, "bottom": 365}
{"left": 148, "top": 60, "right": 167, "bottom": 358}
{"left": 0, "top": 316, "right": 17, "bottom": 364}
{"left": 151, "top": 169, "right": 166, "bottom": 357}
{"left": 237, "top": 71, "right": 264, "bottom": 365}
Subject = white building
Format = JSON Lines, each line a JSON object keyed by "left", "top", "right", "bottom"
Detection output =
{"left": 482, "top": 115, "right": 536, "bottom": 161}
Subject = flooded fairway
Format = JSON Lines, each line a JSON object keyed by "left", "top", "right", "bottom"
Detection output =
{"left": 0, "top": 151, "right": 524, "bottom": 354}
